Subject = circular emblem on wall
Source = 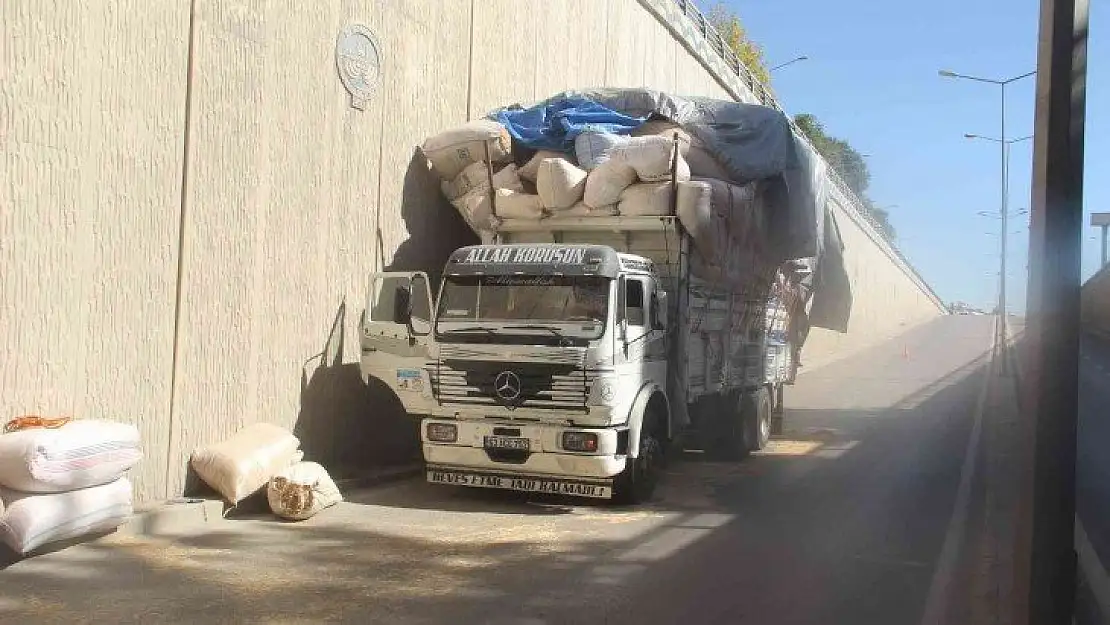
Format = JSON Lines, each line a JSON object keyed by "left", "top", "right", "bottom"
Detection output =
{"left": 335, "top": 24, "right": 381, "bottom": 111}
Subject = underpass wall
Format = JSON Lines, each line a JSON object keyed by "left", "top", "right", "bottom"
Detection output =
{"left": 2, "top": 0, "right": 944, "bottom": 502}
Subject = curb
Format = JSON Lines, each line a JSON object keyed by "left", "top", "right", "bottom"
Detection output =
{"left": 119, "top": 463, "right": 423, "bottom": 539}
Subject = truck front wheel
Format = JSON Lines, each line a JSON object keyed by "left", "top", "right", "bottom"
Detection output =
{"left": 744, "top": 387, "right": 772, "bottom": 451}
{"left": 613, "top": 413, "right": 663, "bottom": 505}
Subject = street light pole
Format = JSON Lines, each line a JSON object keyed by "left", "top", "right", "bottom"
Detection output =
{"left": 941, "top": 68, "right": 1036, "bottom": 371}
{"left": 769, "top": 56, "right": 809, "bottom": 72}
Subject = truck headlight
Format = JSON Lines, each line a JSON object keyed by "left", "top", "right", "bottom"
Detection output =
{"left": 562, "top": 431, "right": 599, "bottom": 452}
{"left": 426, "top": 423, "right": 457, "bottom": 443}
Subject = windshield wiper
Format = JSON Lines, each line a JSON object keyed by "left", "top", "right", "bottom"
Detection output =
{"left": 441, "top": 325, "right": 498, "bottom": 336}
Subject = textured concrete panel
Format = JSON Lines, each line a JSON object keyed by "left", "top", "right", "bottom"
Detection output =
{"left": 1082, "top": 266, "right": 1110, "bottom": 333}
{"left": 533, "top": 0, "right": 609, "bottom": 98}
{"left": 0, "top": 1, "right": 189, "bottom": 499}
{"left": 469, "top": 0, "right": 539, "bottom": 116}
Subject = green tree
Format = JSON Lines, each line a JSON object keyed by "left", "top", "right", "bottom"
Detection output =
{"left": 794, "top": 113, "right": 895, "bottom": 241}
{"left": 704, "top": 3, "right": 771, "bottom": 86}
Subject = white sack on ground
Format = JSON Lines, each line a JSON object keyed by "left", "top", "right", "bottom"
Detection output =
{"left": 442, "top": 162, "right": 524, "bottom": 200}
{"left": 618, "top": 182, "right": 673, "bottom": 216}
{"left": 493, "top": 189, "right": 544, "bottom": 220}
{"left": 0, "top": 419, "right": 142, "bottom": 493}
{"left": 631, "top": 120, "right": 730, "bottom": 179}
{"left": 267, "top": 461, "right": 344, "bottom": 522}
{"left": 422, "top": 120, "right": 512, "bottom": 180}
{"left": 190, "top": 423, "right": 301, "bottom": 505}
{"left": 519, "top": 150, "right": 568, "bottom": 181}
{"left": 575, "top": 132, "right": 629, "bottom": 170}
{"left": 536, "top": 158, "right": 587, "bottom": 210}
{"left": 609, "top": 136, "right": 691, "bottom": 183}
{"left": 0, "top": 477, "right": 133, "bottom": 555}
{"left": 584, "top": 160, "right": 637, "bottom": 208}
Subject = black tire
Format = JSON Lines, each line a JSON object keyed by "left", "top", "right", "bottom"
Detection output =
{"left": 743, "top": 387, "right": 772, "bottom": 451}
{"left": 708, "top": 392, "right": 750, "bottom": 462}
{"left": 613, "top": 412, "right": 664, "bottom": 505}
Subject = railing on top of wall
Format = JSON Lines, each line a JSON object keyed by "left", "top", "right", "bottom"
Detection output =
{"left": 668, "top": 0, "right": 946, "bottom": 310}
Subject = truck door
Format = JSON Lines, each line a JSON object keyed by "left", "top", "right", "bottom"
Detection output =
{"left": 360, "top": 271, "right": 435, "bottom": 411}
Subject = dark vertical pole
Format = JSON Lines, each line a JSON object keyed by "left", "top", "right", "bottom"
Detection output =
{"left": 1015, "top": 0, "right": 1088, "bottom": 622}
{"left": 1100, "top": 224, "right": 1107, "bottom": 268}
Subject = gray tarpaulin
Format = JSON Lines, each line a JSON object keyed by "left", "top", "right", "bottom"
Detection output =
{"left": 487, "top": 88, "right": 851, "bottom": 334}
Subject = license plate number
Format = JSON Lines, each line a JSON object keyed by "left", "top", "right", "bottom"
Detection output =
{"left": 426, "top": 470, "right": 612, "bottom": 499}
{"left": 484, "top": 435, "right": 530, "bottom": 451}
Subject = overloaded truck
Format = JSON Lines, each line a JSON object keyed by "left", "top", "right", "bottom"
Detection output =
{"left": 359, "top": 89, "right": 850, "bottom": 504}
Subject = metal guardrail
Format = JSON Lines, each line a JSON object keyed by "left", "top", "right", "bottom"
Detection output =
{"left": 669, "top": 0, "right": 945, "bottom": 310}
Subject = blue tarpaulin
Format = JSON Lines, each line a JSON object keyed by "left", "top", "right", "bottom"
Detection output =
{"left": 493, "top": 97, "right": 648, "bottom": 152}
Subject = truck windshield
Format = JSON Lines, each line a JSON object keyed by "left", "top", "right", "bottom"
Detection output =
{"left": 436, "top": 275, "right": 609, "bottom": 339}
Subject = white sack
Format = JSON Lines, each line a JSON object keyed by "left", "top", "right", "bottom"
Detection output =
{"left": 0, "top": 477, "right": 133, "bottom": 554}
{"left": 0, "top": 419, "right": 142, "bottom": 493}
{"left": 575, "top": 132, "right": 630, "bottom": 170}
{"left": 677, "top": 178, "right": 766, "bottom": 285}
{"left": 450, "top": 190, "right": 497, "bottom": 233}
{"left": 442, "top": 162, "right": 524, "bottom": 200}
{"left": 618, "top": 182, "right": 673, "bottom": 216}
{"left": 493, "top": 189, "right": 544, "bottom": 220}
{"left": 190, "top": 423, "right": 301, "bottom": 505}
{"left": 562, "top": 202, "right": 619, "bottom": 217}
{"left": 631, "top": 121, "right": 730, "bottom": 179}
{"left": 609, "top": 136, "right": 691, "bottom": 183}
{"left": 267, "top": 461, "right": 343, "bottom": 521}
{"left": 422, "top": 120, "right": 512, "bottom": 180}
{"left": 536, "top": 158, "right": 587, "bottom": 210}
{"left": 519, "top": 150, "right": 568, "bottom": 181}
{"left": 584, "top": 160, "right": 637, "bottom": 208}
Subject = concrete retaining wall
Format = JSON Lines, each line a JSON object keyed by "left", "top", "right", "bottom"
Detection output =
{"left": 1082, "top": 265, "right": 1110, "bottom": 334}
{"left": 2, "top": 0, "right": 944, "bottom": 502}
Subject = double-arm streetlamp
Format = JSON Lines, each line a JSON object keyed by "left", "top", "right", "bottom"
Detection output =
{"left": 939, "top": 69, "right": 1036, "bottom": 369}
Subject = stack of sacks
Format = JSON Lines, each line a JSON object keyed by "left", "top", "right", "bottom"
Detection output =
{"left": 421, "top": 119, "right": 693, "bottom": 236}
{"left": 190, "top": 422, "right": 307, "bottom": 508}
{"left": 0, "top": 418, "right": 142, "bottom": 555}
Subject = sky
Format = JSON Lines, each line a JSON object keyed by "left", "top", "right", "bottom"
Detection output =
{"left": 717, "top": 0, "right": 1107, "bottom": 313}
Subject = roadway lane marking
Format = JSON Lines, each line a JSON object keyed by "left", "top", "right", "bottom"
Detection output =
{"left": 1075, "top": 517, "right": 1110, "bottom": 621}
{"left": 919, "top": 355, "right": 992, "bottom": 625}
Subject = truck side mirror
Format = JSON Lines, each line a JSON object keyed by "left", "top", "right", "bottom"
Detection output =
{"left": 655, "top": 292, "right": 668, "bottom": 329}
{"left": 619, "top": 318, "right": 629, "bottom": 343}
{"left": 393, "top": 286, "right": 412, "bottom": 326}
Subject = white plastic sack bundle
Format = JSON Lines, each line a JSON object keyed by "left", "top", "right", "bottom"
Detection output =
{"left": 631, "top": 121, "right": 730, "bottom": 179}
{"left": 618, "top": 182, "right": 673, "bottom": 216}
{"left": 0, "top": 477, "right": 133, "bottom": 554}
{"left": 450, "top": 190, "right": 497, "bottom": 233}
{"left": 441, "top": 162, "right": 524, "bottom": 200}
{"left": 677, "top": 178, "right": 765, "bottom": 277}
{"left": 519, "top": 150, "right": 568, "bottom": 181}
{"left": 493, "top": 189, "right": 544, "bottom": 220}
{"left": 267, "top": 461, "right": 343, "bottom": 521}
{"left": 536, "top": 158, "right": 587, "bottom": 210}
{"left": 610, "top": 136, "right": 691, "bottom": 183}
{"left": 575, "top": 132, "right": 630, "bottom": 170}
{"left": 0, "top": 419, "right": 142, "bottom": 493}
{"left": 583, "top": 159, "right": 637, "bottom": 208}
{"left": 190, "top": 423, "right": 301, "bottom": 505}
{"left": 422, "top": 120, "right": 512, "bottom": 180}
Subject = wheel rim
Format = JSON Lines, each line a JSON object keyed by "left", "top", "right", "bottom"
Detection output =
{"left": 760, "top": 400, "right": 771, "bottom": 443}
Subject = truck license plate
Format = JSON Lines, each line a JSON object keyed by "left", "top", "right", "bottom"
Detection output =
{"left": 426, "top": 470, "right": 612, "bottom": 499}
{"left": 483, "top": 435, "right": 530, "bottom": 451}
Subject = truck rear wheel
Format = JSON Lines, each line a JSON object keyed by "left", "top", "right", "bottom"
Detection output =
{"left": 744, "top": 387, "right": 772, "bottom": 451}
{"left": 770, "top": 384, "right": 785, "bottom": 436}
{"left": 613, "top": 411, "right": 663, "bottom": 505}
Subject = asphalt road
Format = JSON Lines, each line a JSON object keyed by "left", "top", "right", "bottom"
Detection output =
{"left": 0, "top": 316, "right": 994, "bottom": 625}
{"left": 1078, "top": 332, "right": 1110, "bottom": 586}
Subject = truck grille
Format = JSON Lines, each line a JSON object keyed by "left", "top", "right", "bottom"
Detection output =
{"left": 429, "top": 360, "right": 599, "bottom": 412}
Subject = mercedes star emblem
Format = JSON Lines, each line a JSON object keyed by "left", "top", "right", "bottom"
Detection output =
{"left": 494, "top": 371, "right": 522, "bottom": 403}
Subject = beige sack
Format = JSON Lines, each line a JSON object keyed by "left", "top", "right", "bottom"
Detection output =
{"left": 267, "top": 461, "right": 343, "bottom": 522}
{"left": 493, "top": 189, "right": 544, "bottom": 220}
{"left": 631, "top": 121, "right": 729, "bottom": 179}
{"left": 561, "top": 202, "right": 619, "bottom": 217}
{"left": 536, "top": 158, "right": 587, "bottom": 210}
{"left": 618, "top": 182, "right": 674, "bottom": 216}
{"left": 190, "top": 423, "right": 301, "bottom": 505}
{"left": 610, "top": 136, "right": 691, "bottom": 183}
{"left": 422, "top": 120, "right": 512, "bottom": 180}
{"left": 584, "top": 160, "right": 637, "bottom": 208}
{"left": 519, "top": 150, "right": 568, "bottom": 181}
{"left": 450, "top": 191, "right": 497, "bottom": 234}
{"left": 442, "top": 162, "right": 524, "bottom": 200}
